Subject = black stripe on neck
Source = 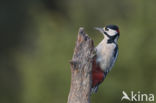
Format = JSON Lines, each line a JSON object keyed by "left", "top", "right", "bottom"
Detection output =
{"left": 104, "top": 31, "right": 118, "bottom": 44}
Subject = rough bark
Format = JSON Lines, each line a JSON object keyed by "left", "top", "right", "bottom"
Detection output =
{"left": 67, "top": 28, "right": 94, "bottom": 103}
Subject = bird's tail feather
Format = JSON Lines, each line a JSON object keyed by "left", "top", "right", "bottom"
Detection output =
{"left": 91, "top": 86, "right": 99, "bottom": 94}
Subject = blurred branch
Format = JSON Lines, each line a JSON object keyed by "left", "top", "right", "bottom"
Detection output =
{"left": 67, "top": 28, "right": 94, "bottom": 103}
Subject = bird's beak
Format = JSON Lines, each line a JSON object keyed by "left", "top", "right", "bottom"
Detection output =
{"left": 94, "top": 27, "right": 105, "bottom": 34}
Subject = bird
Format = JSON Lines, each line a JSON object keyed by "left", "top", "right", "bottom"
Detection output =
{"left": 91, "top": 24, "right": 120, "bottom": 93}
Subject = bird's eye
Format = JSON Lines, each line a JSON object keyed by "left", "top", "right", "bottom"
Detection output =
{"left": 105, "top": 27, "right": 109, "bottom": 31}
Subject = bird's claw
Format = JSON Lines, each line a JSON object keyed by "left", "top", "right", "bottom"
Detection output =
{"left": 91, "top": 48, "right": 97, "bottom": 59}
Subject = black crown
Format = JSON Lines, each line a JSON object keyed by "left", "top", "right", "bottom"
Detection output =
{"left": 106, "top": 25, "right": 119, "bottom": 31}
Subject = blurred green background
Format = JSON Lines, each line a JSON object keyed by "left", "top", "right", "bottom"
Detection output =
{"left": 0, "top": 0, "right": 156, "bottom": 103}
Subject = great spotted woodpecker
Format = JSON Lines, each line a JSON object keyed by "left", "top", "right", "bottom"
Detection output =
{"left": 92, "top": 25, "right": 120, "bottom": 93}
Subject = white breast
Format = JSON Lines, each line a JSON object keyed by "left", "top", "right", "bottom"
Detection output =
{"left": 96, "top": 40, "right": 118, "bottom": 72}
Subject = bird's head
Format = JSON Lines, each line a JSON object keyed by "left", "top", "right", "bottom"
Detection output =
{"left": 95, "top": 25, "right": 120, "bottom": 43}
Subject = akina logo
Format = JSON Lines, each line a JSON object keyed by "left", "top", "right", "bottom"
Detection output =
{"left": 121, "top": 91, "right": 154, "bottom": 102}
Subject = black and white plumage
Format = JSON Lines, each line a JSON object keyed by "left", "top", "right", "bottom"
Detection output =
{"left": 92, "top": 25, "right": 120, "bottom": 93}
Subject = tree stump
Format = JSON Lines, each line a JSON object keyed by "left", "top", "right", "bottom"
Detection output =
{"left": 67, "top": 28, "right": 95, "bottom": 103}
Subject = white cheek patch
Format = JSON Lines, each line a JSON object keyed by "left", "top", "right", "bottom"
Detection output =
{"left": 107, "top": 29, "right": 117, "bottom": 36}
